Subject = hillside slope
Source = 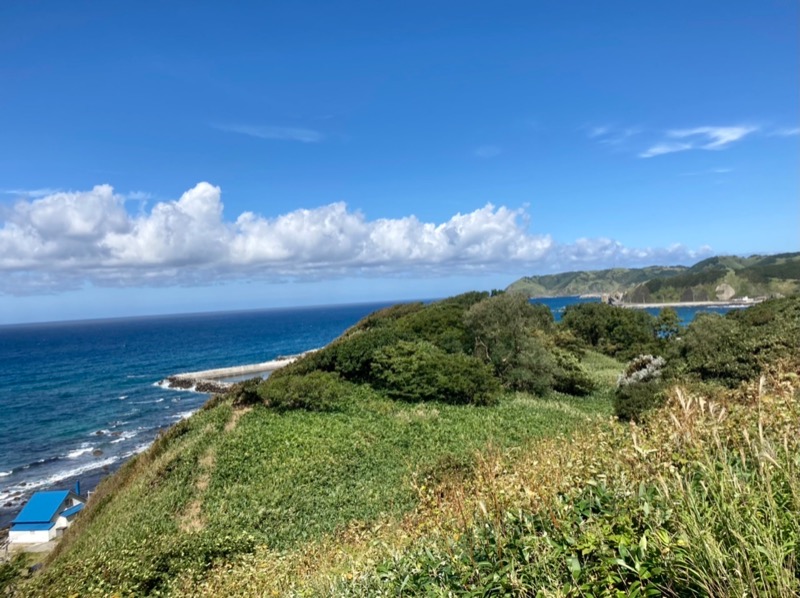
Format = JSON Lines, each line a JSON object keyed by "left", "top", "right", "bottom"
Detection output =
{"left": 507, "top": 252, "right": 800, "bottom": 302}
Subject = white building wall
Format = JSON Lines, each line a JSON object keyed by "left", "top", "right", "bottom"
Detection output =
{"left": 9, "top": 528, "right": 54, "bottom": 544}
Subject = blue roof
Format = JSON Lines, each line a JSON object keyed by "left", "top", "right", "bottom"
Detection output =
{"left": 10, "top": 522, "right": 55, "bottom": 532}
{"left": 60, "top": 503, "right": 84, "bottom": 518}
{"left": 12, "top": 490, "right": 70, "bottom": 524}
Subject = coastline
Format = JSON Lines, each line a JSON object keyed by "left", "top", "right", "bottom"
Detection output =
{"left": 618, "top": 299, "right": 761, "bottom": 309}
{"left": 158, "top": 350, "right": 314, "bottom": 393}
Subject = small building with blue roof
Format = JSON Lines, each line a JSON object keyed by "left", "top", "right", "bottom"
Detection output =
{"left": 8, "top": 490, "right": 85, "bottom": 545}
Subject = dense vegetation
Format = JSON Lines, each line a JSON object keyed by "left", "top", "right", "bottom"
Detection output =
{"left": 8, "top": 294, "right": 800, "bottom": 596}
{"left": 507, "top": 252, "right": 800, "bottom": 303}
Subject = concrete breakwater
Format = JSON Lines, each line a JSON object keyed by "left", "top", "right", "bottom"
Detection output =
{"left": 159, "top": 351, "right": 315, "bottom": 394}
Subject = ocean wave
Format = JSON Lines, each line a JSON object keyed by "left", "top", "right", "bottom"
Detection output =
{"left": 122, "top": 442, "right": 152, "bottom": 459}
{"left": 0, "top": 456, "right": 119, "bottom": 504}
{"left": 0, "top": 471, "right": 11, "bottom": 477}
{"left": 66, "top": 444, "right": 95, "bottom": 459}
{"left": 172, "top": 409, "right": 198, "bottom": 421}
{"left": 119, "top": 395, "right": 128, "bottom": 400}
{"left": 110, "top": 430, "right": 138, "bottom": 444}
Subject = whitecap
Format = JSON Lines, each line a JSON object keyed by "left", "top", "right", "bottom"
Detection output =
{"left": 110, "top": 430, "right": 138, "bottom": 444}
{"left": 0, "top": 457, "right": 120, "bottom": 500}
{"left": 66, "top": 444, "right": 95, "bottom": 459}
{"left": 0, "top": 470, "right": 11, "bottom": 477}
{"left": 172, "top": 410, "right": 198, "bottom": 421}
{"left": 122, "top": 442, "right": 152, "bottom": 458}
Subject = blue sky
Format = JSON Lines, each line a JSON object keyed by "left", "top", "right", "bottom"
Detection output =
{"left": 0, "top": 0, "right": 797, "bottom": 324}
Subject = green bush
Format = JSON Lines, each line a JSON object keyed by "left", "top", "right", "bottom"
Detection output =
{"left": 614, "top": 380, "right": 665, "bottom": 422}
{"left": 372, "top": 340, "right": 500, "bottom": 405}
{"left": 257, "top": 371, "right": 349, "bottom": 412}
{"left": 465, "top": 293, "right": 558, "bottom": 394}
{"left": 561, "top": 303, "right": 656, "bottom": 359}
{"left": 614, "top": 354, "right": 667, "bottom": 421}
{"left": 679, "top": 313, "right": 760, "bottom": 387}
{"left": 552, "top": 349, "right": 597, "bottom": 396}
{"left": 228, "top": 377, "right": 263, "bottom": 406}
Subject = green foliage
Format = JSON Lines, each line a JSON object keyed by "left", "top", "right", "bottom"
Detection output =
{"left": 335, "top": 364, "right": 800, "bottom": 597}
{"left": 465, "top": 293, "right": 557, "bottom": 393}
{"left": 552, "top": 349, "right": 597, "bottom": 396}
{"left": 0, "top": 553, "right": 31, "bottom": 594}
{"left": 561, "top": 302, "right": 656, "bottom": 359}
{"left": 614, "top": 381, "right": 665, "bottom": 422}
{"left": 614, "top": 355, "right": 667, "bottom": 421}
{"left": 257, "top": 370, "right": 349, "bottom": 411}
{"left": 314, "top": 326, "right": 402, "bottom": 382}
{"left": 655, "top": 307, "right": 681, "bottom": 340}
{"left": 372, "top": 340, "right": 500, "bottom": 405}
{"left": 679, "top": 313, "right": 759, "bottom": 387}
{"left": 393, "top": 301, "right": 474, "bottom": 354}
{"left": 228, "top": 377, "right": 263, "bottom": 407}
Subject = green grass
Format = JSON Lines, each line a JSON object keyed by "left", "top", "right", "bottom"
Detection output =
{"left": 23, "top": 374, "right": 614, "bottom": 597}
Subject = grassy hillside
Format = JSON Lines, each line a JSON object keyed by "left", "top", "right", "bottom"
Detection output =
{"left": 506, "top": 265, "right": 685, "bottom": 297}
{"left": 7, "top": 295, "right": 799, "bottom": 596}
{"left": 627, "top": 252, "right": 800, "bottom": 303}
{"left": 507, "top": 252, "right": 800, "bottom": 302}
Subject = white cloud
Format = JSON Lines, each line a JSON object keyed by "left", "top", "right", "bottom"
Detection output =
{"left": 0, "top": 183, "right": 711, "bottom": 295}
{"left": 640, "top": 125, "right": 757, "bottom": 158}
{"left": 214, "top": 123, "right": 323, "bottom": 143}
{"left": 769, "top": 127, "right": 800, "bottom": 137}
{"left": 639, "top": 142, "right": 694, "bottom": 158}
{"left": 586, "top": 125, "right": 642, "bottom": 146}
{"left": 2, "top": 188, "right": 61, "bottom": 199}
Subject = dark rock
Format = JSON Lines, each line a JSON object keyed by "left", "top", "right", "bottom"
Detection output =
{"left": 92, "top": 449, "right": 104, "bottom": 457}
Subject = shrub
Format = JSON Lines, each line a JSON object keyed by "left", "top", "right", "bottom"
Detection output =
{"left": 552, "top": 349, "right": 597, "bottom": 396}
{"left": 614, "top": 355, "right": 667, "bottom": 421}
{"left": 257, "top": 371, "right": 349, "bottom": 412}
{"left": 228, "top": 377, "right": 263, "bottom": 406}
{"left": 561, "top": 302, "right": 656, "bottom": 359}
{"left": 465, "top": 294, "right": 558, "bottom": 394}
{"left": 679, "top": 313, "right": 760, "bottom": 387}
{"left": 372, "top": 340, "right": 500, "bottom": 405}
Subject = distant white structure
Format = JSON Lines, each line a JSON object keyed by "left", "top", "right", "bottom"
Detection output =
{"left": 8, "top": 490, "right": 85, "bottom": 545}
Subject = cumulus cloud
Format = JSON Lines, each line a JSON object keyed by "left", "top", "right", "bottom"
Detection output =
{"left": 640, "top": 125, "right": 757, "bottom": 158}
{"left": 213, "top": 123, "right": 323, "bottom": 143}
{"left": 0, "top": 183, "right": 711, "bottom": 295}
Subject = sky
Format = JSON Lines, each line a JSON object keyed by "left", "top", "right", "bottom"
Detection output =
{"left": 0, "top": 0, "right": 797, "bottom": 324}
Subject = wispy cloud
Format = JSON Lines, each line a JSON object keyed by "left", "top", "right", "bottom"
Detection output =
{"left": 769, "top": 127, "right": 800, "bottom": 137}
{"left": 640, "top": 125, "right": 757, "bottom": 158}
{"left": 2, "top": 188, "right": 61, "bottom": 199}
{"left": 680, "top": 167, "right": 733, "bottom": 177}
{"left": 474, "top": 145, "right": 502, "bottom": 158}
{"left": 586, "top": 124, "right": 642, "bottom": 146}
{"left": 214, "top": 124, "right": 324, "bottom": 143}
{"left": 0, "top": 183, "right": 712, "bottom": 295}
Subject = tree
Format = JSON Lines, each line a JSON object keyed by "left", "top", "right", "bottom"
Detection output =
{"left": 655, "top": 307, "right": 681, "bottom": 340}
{"left": 372, "top": 340, "right": 499, "bottom": 405}
{"left": 464, "top": 293, "right": 556, "bottom": 393}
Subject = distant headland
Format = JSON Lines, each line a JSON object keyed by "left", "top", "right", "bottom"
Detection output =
{"left": 507, "top": 252, "right": 800, "bottom": 305}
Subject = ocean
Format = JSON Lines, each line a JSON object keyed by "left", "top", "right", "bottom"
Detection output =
{"left": 0, "top": 296, "right": 738, "bottom": 528}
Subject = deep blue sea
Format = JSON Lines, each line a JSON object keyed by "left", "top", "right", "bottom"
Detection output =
{"left": 0, "top": 296, "right": 739, "bottom": 527}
